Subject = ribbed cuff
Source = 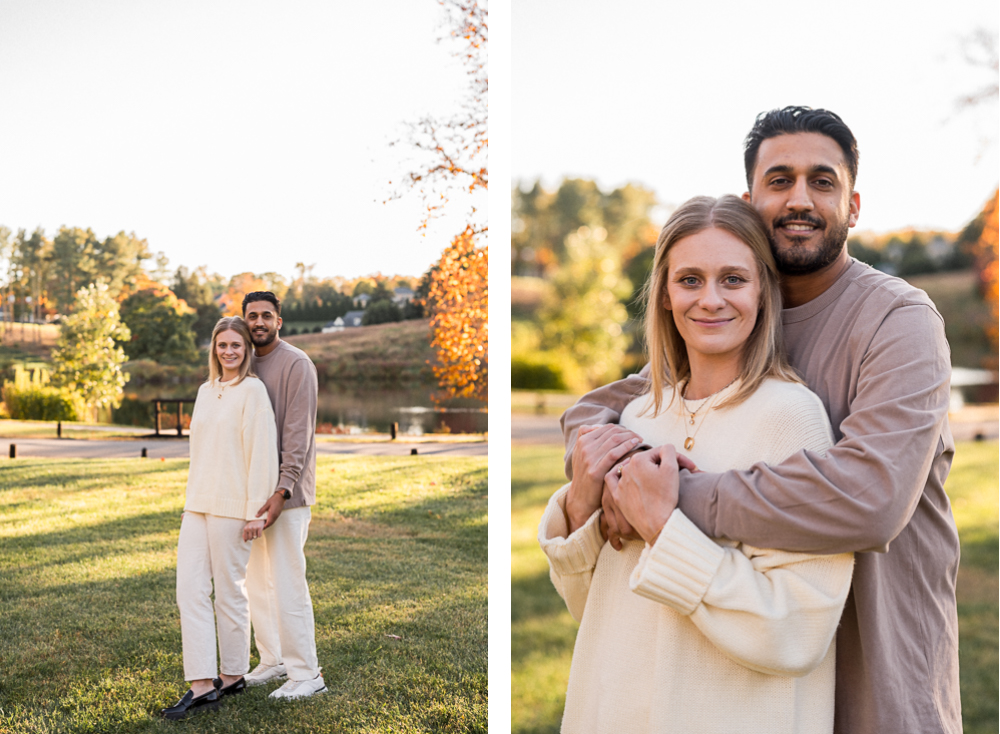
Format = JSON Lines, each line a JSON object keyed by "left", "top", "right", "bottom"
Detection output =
{"left": 629, "top": 510, "right": 725, "bottom": 615}
{"left": 538, "top": 484, "right": 605, "bottom": 576}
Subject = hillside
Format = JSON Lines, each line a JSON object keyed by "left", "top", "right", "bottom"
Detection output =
{"left": 906, "top": 269, "right": 993, "bottom": 369}
{"left": 287, "top": 318, "right": 436, "bottom": 387}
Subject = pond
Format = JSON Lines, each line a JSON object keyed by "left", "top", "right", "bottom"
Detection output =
{"left": 116, "top": 384, "right": 487, "bottom": 435}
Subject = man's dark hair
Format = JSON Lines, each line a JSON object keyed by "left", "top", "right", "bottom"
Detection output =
{"left": 744, "top": 106, "right": 859, "bottom": 192}
{"left": 242, "top": 291, "right": 281, "bottom": 316}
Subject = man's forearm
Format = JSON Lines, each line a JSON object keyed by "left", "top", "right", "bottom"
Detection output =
{"left": 678, "top": 308, "right": 952, "bottom": 555}
{"left": 560, "top": 371, "right": 651, "bottom": 479}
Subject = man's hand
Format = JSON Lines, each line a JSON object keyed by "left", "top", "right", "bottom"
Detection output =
{"left": 565, "top": 424, "right": 643, "bottom": 533}
{"left": 601, "top": 468, "right": 641, "bottom": 550}
{"left": 256, "top": 491, "right": 287, "bottom": 530}
{"left": 611, "top": 444, "right": 681, "bottom": 545}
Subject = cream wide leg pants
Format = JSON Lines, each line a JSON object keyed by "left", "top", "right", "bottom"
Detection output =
{"left": 176, "top": 512, "right": 253, "bottom": 681}
{"left": 246, "top": 506, "right": 320, "bottom": 681}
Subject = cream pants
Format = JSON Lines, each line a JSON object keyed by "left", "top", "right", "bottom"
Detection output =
{"left": 176, "top": 512, "right": 253, "bottom": 681}
{"left": 246, "top": 506, "right": 320, "bottom": 681}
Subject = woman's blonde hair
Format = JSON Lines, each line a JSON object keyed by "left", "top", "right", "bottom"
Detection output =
{"left": 208, "top": 316, "right": 256, "bottom": 385}
{"left": 642, "top": 194, "right": 800, "bottom": 416}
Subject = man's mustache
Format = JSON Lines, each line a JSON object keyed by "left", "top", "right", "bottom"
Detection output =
{"left": 773, "top": 213, "right": 825, "bottom": 229}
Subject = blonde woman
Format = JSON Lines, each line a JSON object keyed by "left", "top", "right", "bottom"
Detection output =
{"left": 161, "top": 316, "right": 279, "bottom": 720}
{"left": 539, "top": 196, "right": 854, "bottom": 734}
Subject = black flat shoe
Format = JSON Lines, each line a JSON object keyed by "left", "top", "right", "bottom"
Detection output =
{"left": 213, "top": 676, "right": 246, "bottom": 698}
{"left": 160, "top": 688, "right": 220, "bottom": 720}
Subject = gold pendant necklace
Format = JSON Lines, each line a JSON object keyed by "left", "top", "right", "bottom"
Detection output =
{"left": 680, "top": 379, "right": 736, "bottom": 451}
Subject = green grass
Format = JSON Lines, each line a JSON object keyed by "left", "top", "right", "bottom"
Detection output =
{"left": 511, "top": 441, "right": 999, "bottom": 734}
{"left": 0, "top": 455, "right": 487, "bottom": 733}
{"left": 0, "top": 419, "right": 149, "bottom": 440}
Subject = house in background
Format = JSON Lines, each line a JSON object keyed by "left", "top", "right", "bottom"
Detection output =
{"left": 393, "top": 286, "right": 415, "bottom": 305}
{"left": 341, "top": 310, "right": 365, "bottom": 327}
{"left": 321, "top": 317, "right": 345, "bottom": 333}
{"left": 352, "top": 293, "right": 371, "bottom": 309}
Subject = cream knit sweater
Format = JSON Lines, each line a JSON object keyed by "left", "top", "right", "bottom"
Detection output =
{"left": 184, "top": 376, "right": 279, "bottom": 522}
{"left": 539, "top": 378, "right": 854, "bottom": 734}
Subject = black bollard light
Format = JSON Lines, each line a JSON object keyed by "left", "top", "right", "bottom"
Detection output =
{"left": 9, "top": 444, "right": 15, "bottom": 459}
{"left": 141, "top": 447, "right": 148, "bottom": 458}
{"left": 390, "top": 422, "right": 398, "bottom": 440}
{"left": 410, "top": 448, "right": 418, "bottom": 455}
{"left": 57, "top": 421, "right": 62, "bottom": 438}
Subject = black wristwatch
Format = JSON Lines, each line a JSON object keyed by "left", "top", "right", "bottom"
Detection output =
{"left": 276, "top": 489, "right": 291, "bottom": 500}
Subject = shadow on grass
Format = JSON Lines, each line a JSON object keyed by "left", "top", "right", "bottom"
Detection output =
{"left": 0, "top": 459, "right": 186, "bottom": 494}
{"left": 0, "top": 509, "right": 181, "bottom": 583}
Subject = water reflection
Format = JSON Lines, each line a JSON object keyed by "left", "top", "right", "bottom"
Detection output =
{"left": 116, "top": 386, "right": 485, "bottom": 435}
{"left": 317, "top": 389, "right": 486, "bottom": 435}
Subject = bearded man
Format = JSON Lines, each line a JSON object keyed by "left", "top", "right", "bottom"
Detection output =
{"left": 562, "top": 107, "right": 961, "bottom": 734}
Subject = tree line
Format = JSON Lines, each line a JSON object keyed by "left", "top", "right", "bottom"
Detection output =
{"left": 512, "top": 178, "right": 999, "bottom": 392}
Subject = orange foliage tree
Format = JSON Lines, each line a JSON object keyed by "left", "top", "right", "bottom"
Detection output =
{"left": 427, "top": 226, "right": 487, "bottom": 401}
{"left": 394, "top": 0, "right": 488, "bottom": 404}
{"left": 218, "top": 272, "right": 269, "bottom": 316}
{"left": 972, "top": 189, "right": 999, "bottom": 366}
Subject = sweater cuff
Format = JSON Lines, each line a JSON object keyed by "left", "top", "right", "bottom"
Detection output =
{"left": 538, "top": 485, "right": 605, "bottom": 576}
{"left": 629, "top": 510, "right": 725, "bottom": 615}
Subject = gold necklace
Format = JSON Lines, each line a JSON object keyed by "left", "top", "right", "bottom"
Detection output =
{"left": 680, "top": 379, "right": 736, "bottom": 451}
{"left": 217, "top": 378, "right": 232, "bottom": 399}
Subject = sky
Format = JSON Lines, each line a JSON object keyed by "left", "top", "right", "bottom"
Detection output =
{"left": 0, "top": 0, "right": 484, "bottom": 281}
{"left": 512, "top": 0, "right": 999, "bottom": 235}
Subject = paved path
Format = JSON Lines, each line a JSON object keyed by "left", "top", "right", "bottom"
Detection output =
{"left": 2, "top": 437, "right": 487, "bottom": 460}
{"left": 511, "top": 414, "right": 563, "bottom": 445}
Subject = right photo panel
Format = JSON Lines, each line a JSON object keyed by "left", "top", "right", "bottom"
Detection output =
{"left": 510, "top": 2, "right": 999, "bottom": 733}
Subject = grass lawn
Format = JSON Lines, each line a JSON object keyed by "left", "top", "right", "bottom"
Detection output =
{"left": 0, "top": 419, "right": 150, "bottom": 440}
{"left": 512, "top": 441, "right": 999, "bottom": 734}
{"left": 0, "top": 454, "right": 486, "bottom": 733}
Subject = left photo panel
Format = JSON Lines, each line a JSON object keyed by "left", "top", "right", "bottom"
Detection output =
{"left": 0, "top": 1, "right": 488, "bottom": 731}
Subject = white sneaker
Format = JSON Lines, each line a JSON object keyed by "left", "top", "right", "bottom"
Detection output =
{"left": 268, "top": 675, "right": 327, "bottom": 700}
{"left": 245, "top": 663, "right": 287, "bottom": 687}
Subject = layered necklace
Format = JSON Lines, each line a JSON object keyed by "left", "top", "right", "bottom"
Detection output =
{"left": 679, "top": 378, "right": 737, "bottom": 451}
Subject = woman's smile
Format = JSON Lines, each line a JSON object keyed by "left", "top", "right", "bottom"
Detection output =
{"left": 664, "top": 227, "right": 761, "bottom": 378}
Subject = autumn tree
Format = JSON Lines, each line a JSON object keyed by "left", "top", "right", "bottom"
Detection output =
{"left": 51, "top": 282, "right": 130, "bottom": 420}
{"left": 972, "top": 190, "right": 999, "bottom": 367}
{"left": 218, "top": 272, "right": 270, "bottom": 316}
{"left": 427, "top": 226, "right": 487, "bottom": 401}
{"left": 393, "top": 0, "right": 489, "bottom": 404}
{"left": 119, "top": 278, "right": 200, "bottom": 364}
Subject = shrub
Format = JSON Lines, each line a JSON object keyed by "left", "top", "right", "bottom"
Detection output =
{"left": 2, "top": 384, "right": 80, "bottom": 421}
{"left": 363, "top": 300, "right": 403, "bottom": 326}
{"left": 511, "top": 357, "right": 568, "bottom": 391}
{"left": 111, "top": 397, "right": 155, "bottom": 427}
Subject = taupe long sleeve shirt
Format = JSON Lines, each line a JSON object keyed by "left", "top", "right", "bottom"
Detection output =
{"left": 561, "top": 260, "right": 961, "bottom": 734}
{"left": 252, "top": 340, "right": 318, "bottom": 508}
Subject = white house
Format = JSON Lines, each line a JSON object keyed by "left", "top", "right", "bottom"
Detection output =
{"left": 321, "top": 317, "right": 345, "bottom": 333}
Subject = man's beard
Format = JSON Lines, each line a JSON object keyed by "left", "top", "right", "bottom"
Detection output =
{"left": 768, "top": 213, "right": 849, "bottom": 275}
{"left": 251, "top": 328, "right": 277, "bottom": 348}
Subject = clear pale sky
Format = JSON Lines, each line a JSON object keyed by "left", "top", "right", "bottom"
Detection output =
{"left": 512, "top": 0, "right": 999, "bottom": 234}
{"left": 0, "top": 0, "right": 482, "bottom": 281}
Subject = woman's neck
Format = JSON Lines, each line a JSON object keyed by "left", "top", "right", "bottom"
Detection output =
{"left": 683, "top": 354, "right": 739, "bottom": 400}
{"left": 220, "top": 370, "right": 238, "bottom": 383}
